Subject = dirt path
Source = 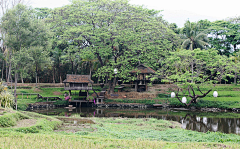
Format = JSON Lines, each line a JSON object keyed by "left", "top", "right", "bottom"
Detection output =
{"left": 13, "top": 119, "right": 37, "bottom": 128}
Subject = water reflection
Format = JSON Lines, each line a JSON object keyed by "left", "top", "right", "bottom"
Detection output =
{"left": 29, "top": 107, "right": 240, "bottom": 135}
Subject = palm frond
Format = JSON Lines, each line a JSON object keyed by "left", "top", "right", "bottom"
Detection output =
{"left": 195, "top": 32, "right": 208, "bottom": 41}
{"left": 195, "top": 40, "right": 209, "bottom": 49}
{"left": 181, "top": 39, "right": 191, "bottom": 49}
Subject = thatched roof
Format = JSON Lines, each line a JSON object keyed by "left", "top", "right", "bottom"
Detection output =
{"left": 129, "top": 64, "right": 156, "bottom": 74}
{"left": 63, "top": 74, "right": 93, "bottom": 83}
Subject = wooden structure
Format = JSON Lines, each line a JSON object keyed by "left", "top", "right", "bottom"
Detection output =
{"left": 63, "top": 74, "right": 93, "bottom": 96}
{"left": 129, "top": 64, "right": 156, "bottom": 92}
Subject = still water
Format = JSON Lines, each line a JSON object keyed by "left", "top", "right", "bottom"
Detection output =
{"left": 30, "top": 107, "right": 240, "bottom": 135}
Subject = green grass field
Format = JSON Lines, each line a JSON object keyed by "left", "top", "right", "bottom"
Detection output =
{"left": 1, "top": 108, "right": 240, "bottom": 148}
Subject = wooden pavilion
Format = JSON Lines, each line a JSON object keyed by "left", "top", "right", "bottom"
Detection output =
{"left": 63, "top": 74, "right": 93, "bottom": 97}
{"left": 129, "top": 64, "right": 156, "bottom": 92}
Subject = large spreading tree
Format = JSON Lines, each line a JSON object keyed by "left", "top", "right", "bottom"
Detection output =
{"left": 48, "top": 0, "right": 180, "bottom": 93}
{"left": 158, "top": 48, "right": 233, "bottom": 106}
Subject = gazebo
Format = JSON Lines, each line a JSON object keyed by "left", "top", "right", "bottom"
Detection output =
{"left": 129, "top": 64, "right": 156, "bottom": 92}
{"left": 63, "top": 74, "right": 93, "bottom": 97}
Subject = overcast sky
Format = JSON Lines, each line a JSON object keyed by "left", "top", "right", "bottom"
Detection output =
{"left": 30, "top": 0, "right": 240, "bottom": 27}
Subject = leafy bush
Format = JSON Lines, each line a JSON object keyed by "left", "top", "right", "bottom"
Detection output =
{"left": 17, "top": 87, "right": 32, "bottom": 89}
{"left": 53, "top": 100, "right": 68, "bottom": 105}
{"left": 168, "top": 98, "right": 239, "bottom": 109}
{"left": 0, "top": 112, "right": 29, "bottom": 127}
{"left": 158, "top": 94, "right": 169, "bottom": 98}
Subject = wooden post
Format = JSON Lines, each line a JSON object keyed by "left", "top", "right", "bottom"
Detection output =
{"left": 135, "top": 81, "right": 138, "bottom": 92}
{"left": 47, "top": 97, "right": 48, "bottom": 102}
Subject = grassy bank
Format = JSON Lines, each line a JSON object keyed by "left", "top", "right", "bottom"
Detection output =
{"left": 1, "top": 108, "right": 240, "bottom": 148}
{"left": 13, "top": 84, "right": 240, "bottom": 110}
{"left": 106, "top": 85, "right": 240, "bottom": 109}
{"left": 15, "top": 87, "right": 101, "bottom": 110}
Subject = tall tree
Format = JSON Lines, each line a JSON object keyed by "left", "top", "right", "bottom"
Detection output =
{"left": 0, "top": 0, "right": 29, "bottom": 82}
{"left": 28, "top": 46, "right": 51, "bottom": 87}
{"left": 1, "top": 4, "right": 50, "bottom": 109}
{"left": 230, "top": 51, "right": 240, "bottom": 85}
{"left": 207, "top": 20, "right": 231, "bottom": 56}
{"left": 181, "top": 20, "right": 209, "bottom": 50}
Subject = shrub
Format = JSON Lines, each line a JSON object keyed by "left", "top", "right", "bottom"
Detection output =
{"left": 53, "top": 100, "right": 68, "bottom": 105}
{"left": 0, "top": 80, "right": 14, "bottom": 108}
{"left": 0, "top": 92, "right": 14, "bottom": 108}
{"left": 0, "top": 112, "right": 29, "bottom": 127}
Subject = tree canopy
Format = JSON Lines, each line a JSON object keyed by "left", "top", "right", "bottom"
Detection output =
{"left": 47, "top": 0, "right": 180, "bottom": 92}
{"left": 0, "top": 1, "right": 240, "bottom": 100}
{"left": 158, "top": 48, "right": 233, "bottom": 106}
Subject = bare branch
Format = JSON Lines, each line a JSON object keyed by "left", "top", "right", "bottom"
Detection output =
{"left": 196, "top": 89, "right": 212, "bottom": 98}
{"left": 197, "top": 86, "right": 204, "bottom": 94}
{"left": 176, "top": 88, "right": 187, "bottom": 106}
{"left": 189, "top": 85, "right": 196, "bottom": 97}
{"left": 188, "top": 85, "right": 194, "bottom": 98}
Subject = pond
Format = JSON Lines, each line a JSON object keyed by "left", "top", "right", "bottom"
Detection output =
{"left": 29, "top": 107, "right": 240, "bottom": 135}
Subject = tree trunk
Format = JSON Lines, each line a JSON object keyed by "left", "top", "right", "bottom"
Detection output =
{"left": 89, "top": 67, "right": 92, "bottom": 79}
{"left": 7, "top": 59, "right": 11, "bottom": 83}
{"left": 234, "top": 69, "right": 237, "bottom": 85}
{"left": 60, "top": 75, "right": 62, "bottom": 83}
{"left": 53, "top": 66, "right": 55, "bottom": 83}
{"left": 2, "top": 60, "right": 4, "bottom": 80}
{"left": 59, "top": 63, "right": 62, "bottom": 83}
{"left": 14, "top": 71, "right": 18, "bottom": 110}
{"left": 21, "top": 73, "right": 24, "bottom": 83}
{"left": 11, "top": 72, "right": 13, "bottom": 93}
{"left": 108, "top": 76, "right": 117, "bottom": 94}
{"left": 191, "top": 41, "right": 193, "bottom": 83}
{"left": 105, "top": 76, "right": 108, "bottom": 84}
{"left": 191, "top": 62, "right": 194, "bottom": 83}
{"left": 35, "top": 64, "right": 38, "bottom": 87}
{"left": 71, "top": 60, "right": 74, "bottom": 74}
{"left": 35, "top": 72, "right": 37, "bottom": 87}
{"left": 6, "top": 61, "right": 8, "bottom": 82}
{"left": 7, "top": 50, "right": 12, "bottom": 83}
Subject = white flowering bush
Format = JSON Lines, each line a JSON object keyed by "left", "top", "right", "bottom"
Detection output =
{"left": 0, "top": 81, "right": 14, "bottom": 108}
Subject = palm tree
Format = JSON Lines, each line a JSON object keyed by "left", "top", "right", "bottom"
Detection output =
{"left": 181, "top": 20, "right": 209, "bottom": 50}
{"left": 181, "top": 20, "right": 209, "bottom": 83}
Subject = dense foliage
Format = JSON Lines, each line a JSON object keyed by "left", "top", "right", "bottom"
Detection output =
{"left": 0, "top": 0, "right": 240, "bottom": 94}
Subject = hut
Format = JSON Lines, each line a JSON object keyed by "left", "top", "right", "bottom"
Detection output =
{"left": 63, "top": 74, "right": 93, "bottom": 97}
{"left": 129, "top": 64, "right": 156, "bottom": 92}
